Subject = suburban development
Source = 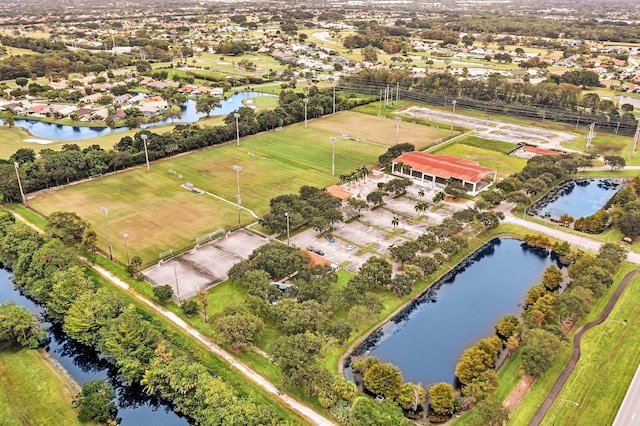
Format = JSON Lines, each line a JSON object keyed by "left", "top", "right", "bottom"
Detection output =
{"left": 1, "top": 0, "right": 640, "bottom": 425}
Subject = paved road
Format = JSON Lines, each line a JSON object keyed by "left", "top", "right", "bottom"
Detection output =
{"left": 11, "top": 212, "right": 334, "bottom": 426}
{"left": 497, "top": 205, "right": 640, "bottom": 265}
{"left": 529, "top": 269, "right": 639, "bottom": 425}
{"left": 613, "top": 364, "right": 640, "bottom": 426}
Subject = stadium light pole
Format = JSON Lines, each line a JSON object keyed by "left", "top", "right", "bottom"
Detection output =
{"left": 394, "top": 117, "right": 402, "bottom": 146}
{"left": 101, "top": 207, "right": 113, "bottom": 261}
{"left": 233, "top": 165, "right": 242, "bottom": 227}
{"left": 13, "top": 161, "right": 25, "bottom": 204}
{"left": 234, "top": 113, "right": 241, "bottom": 147}
{"left": 285, "top": 212, "right": 290, "bottom": 247}
{"left": 303, "top": 97, "right": 308, "bottom": 128}
{"left": 123, "top": 233, "right": 129, "bottom": 265}
{"left": 173, "top": 263, "right": 181, "bottom": 305}
{"left": 330, "top": 136, "right": 337, "bottom": 176}
{"left": 450, "top": 99, "right": 457, "bottom": 138}
{"left": 141, "top": 133, "right": 150, "bottom": 172}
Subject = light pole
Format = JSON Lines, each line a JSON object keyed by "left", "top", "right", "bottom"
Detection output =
{"left": 330, "top": 136, "right": 337, "bottom": 176}
{"left": 394, "top": 117, "right": 402, "bottom": 146}
{"left": 141, "top": 133, "right": 150, "bottom": 172}
{"left": 123, "top": 233, "right": 129, "bottom": 265}
{"left": 233, "top": 165, "right": 242, "bottom": 227}
{"left": 450, "top": 99, "right": 457, "bottom": 138}
{"left": 303, "top": 97, "right": 308, "bottom": 128}
{"left": 234, "top": 112, "right": 240, "bottom": 147}
{"left": 173, "top": 262, "right": 181, "bottom": 304}
{"left": 13, "top": 162, "right": 25, "bottom": 204}
{"left": 285, "top": 212, "right": 290, "bottom": 247}
{"left": 101, "top": 207, "right": 113, "bottom": 260}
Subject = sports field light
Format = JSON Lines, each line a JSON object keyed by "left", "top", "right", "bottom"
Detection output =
{"left": 285, "top": 212, "right": 290, "bottom": 247}
{"left": 330, "top": 137, "right": 337, "bottom": 176}
{"left": 141, "top": 133, "right": 150, "bottom": 172}
{"left": 233, "top": 165, "right": 242, "bottom": 227}
{"left": 394, "top": 117, "right": 402, "bottom": 146}
{"left": 450, "top": 99, "right": 457, "bottom": 138}
{"left": 234, "top": 113, "right": 241, "bottom": 147}
{"left": 13, "top": 161, "right": 25, "bottom": 204}
{"left": 303, "top": 97, "right": 309, "bottom": 128}
{"left": 101, "top": 207, "right": 113, "bottom": 261}
{"left": 123, "top": 233, "right": 129, "bottom": 265}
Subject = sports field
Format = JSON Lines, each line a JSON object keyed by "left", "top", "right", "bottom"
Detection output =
{"left": 309, "top": 111, "right": 449, "bottom": 149}
{"left": 29, "top": 112, "right": 442, "bottom": 264}
{"left": 431, "top": 136, "right": 527, "bottom": 179}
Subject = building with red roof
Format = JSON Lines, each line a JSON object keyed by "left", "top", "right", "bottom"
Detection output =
{"left": 522, "top": 146, "right": 562, "bottom": 156}
{"left": 392, "top": 151, "right": 496, "bottom": 194}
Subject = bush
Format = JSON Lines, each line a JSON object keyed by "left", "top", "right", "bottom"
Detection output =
{"left": 152, "top": 285, "right": 173, "bottom": 302}
{"left": 73, "top": 380, "right": 117, "bottom": 423}
{"left": 181, "top": 299, "right": 199, "bottom": 316}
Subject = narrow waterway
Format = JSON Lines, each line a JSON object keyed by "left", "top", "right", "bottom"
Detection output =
{"left": 345, "top": 238, "right": 564, "bottom": 386}
{"left": 0, "top": 269, "right": 187, "bottom": 425}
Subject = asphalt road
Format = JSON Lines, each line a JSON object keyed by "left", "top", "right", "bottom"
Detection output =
{"left": 613, "top": 365, "right": 640, "bottom": 426}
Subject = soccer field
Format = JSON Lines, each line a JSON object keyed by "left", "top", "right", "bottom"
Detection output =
{"left": 29, "top": 112, "right": 445, "bottom": 265}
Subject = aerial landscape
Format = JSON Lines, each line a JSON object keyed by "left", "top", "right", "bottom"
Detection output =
{"left": 1, "top": 0, "right": 640, "bottom": 425}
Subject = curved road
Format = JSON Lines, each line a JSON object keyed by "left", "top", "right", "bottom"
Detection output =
{"left": 529, "top": 269, "right": 639, "bottom": 425}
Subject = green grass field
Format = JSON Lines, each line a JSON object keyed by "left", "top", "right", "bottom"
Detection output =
{"left": 0, "top": 349, "right": 89, "bottom": 426}
{"left": 457, "top": 135, "right": 520, "bottom": 154}
{"left": 29, "top": 112, "right": 435, "bottom": 263}
{"left": 431, "top": 139, "right": 527, "bottom": 179}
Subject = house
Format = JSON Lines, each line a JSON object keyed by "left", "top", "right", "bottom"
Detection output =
{"left": 326, "top": 185, "right": 352, "bottom": 205}
{"left": 392, "top": 151, "right": 496, "bottom": 195}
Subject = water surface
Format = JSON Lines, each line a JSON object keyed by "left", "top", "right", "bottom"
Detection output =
{"left": 345, "top": 238, "right": 563, "bottom": 385}
{"left": 536, "top": 179, "right": 621, "bottom": 220}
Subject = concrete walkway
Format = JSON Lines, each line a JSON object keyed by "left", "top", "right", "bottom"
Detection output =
{"left": 496, "top": 204, "right": 640, "bottom": 265}
{"left": 10, "top": 211, "right": 334, "bottom": 426}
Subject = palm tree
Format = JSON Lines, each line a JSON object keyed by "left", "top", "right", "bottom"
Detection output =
{"left": 418, "top": 188, "right": 425, "bottom": 198}
{"left": 391, "top": 216, "right": 399, "bottom": 229}
{"left": 414, "top": 201, "right": 429, "bottom": 215}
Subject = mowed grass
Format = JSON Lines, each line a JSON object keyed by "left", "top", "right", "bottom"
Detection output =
{"left": 0, "top": 349, "right": 89, "bottom": 426}
{"left": 431, "top": 140, "right": 527, "bottom": 179}
{"left": 457, "top": 135, "right": 520, "bottom": 155}
{"left": 542, "top": 270, "right": 640, "bottom": 426}
{"left": 308, "top": 111, "right": 450, "bottom": 149}
{"left": 28, "top": 115, "right": 407, "bottom": 262}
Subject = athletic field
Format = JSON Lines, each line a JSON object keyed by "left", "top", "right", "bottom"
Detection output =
{"left": 28, "top": 112, "right": 447, "bottom": 264}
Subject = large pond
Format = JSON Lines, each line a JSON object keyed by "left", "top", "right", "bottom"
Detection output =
{"left": 4, "top": 91, "right": 276, "bottom": 141}
{"left": 0, "top": 269, "right": 187, "bottom": 425}
{"left": 534, "top": 178, "right": 622, "bottom": 220}
{"left": 344, "top": 238, "right": 563, "bottom": 386}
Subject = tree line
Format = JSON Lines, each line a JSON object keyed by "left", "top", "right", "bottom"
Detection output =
{"left": 0, "top": 211, "right": 284, "bottom": 425}
{"left": 0, "top": 87, "right": 374, "bottom": 202}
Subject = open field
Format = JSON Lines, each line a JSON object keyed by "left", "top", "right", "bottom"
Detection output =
{"left": 28, "top": 113, "right": 429, "bottom": 262}
{"left": 431, "top": 140, "right": 527, "bottom": 179}
{"left": 0, "top": 349, "right": 88, "bottom": 426}
{"left": 543, "top": 269, "right": 640, "bottom": 425}
{"left": 308, "top": 111, "right": 449, "bottom": 149}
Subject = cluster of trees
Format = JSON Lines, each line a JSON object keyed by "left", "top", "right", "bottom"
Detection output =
{"left": 258, "top": 185, "right": 342, "bottom": 234}
{"left": 343, "top": 71, "right": 638, "bottom": 133}
{"left": 0, "top": 211, "right": 280, "bottom": 425}
{"left": 0, "top": 48, "right": 137, "bottom": 80}
{"left": 0, "top": 88, "right": 375, "bottom": 202}
{"left": 0, "top": 301, "right": 45, "bottom": 349}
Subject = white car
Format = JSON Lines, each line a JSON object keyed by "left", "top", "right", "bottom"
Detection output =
{"left": 346, "top": 245, "right": 355, "bottom": 251}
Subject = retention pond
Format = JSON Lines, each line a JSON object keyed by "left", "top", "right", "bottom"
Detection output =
{"left": 344, "top": 238, "right": 564, "bottom": 386}
{"left": 532, "top": 178, "right": 623, "bottom": 220}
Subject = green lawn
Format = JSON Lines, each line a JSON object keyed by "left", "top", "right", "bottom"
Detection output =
{"left": 0, "top": 349, "right": 90, "bottom": 426}
{"left": 457, "top": 135, "right": 520, "bottom": 154}
{"left": 431, "top": 141, "right": 527, "bottom": 179}
{"left": 28, "top": 114, "right": 409, "bottom": 263}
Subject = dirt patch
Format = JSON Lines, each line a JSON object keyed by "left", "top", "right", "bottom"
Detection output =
{"left": 504, "top": 372, "right": 536, "bottom": 414}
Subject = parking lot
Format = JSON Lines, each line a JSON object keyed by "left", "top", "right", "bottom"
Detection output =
{"left": 143, "top": 229, "right": 268, "bottom": 301}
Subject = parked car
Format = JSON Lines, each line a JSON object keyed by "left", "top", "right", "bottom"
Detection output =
{"left": 306, "top": 245, "right": 324, "bottom": 256}
{"left": 324, "top": 234, "right": 336, "bottom": 243}
{"left": 315, "top": 248, "right": 325, "bottom": 256}
{"left": 346, "top": 244, "right": 355, "bottom": 251}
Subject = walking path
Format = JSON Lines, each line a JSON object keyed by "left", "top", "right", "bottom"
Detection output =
{"left": 9, "top": 211, "right": 334, "bottom": 426}
{"left": 496, "top": 204, "right": 640, "bottom": 265}
{"left": 529, "top": 269, "right": 639, "bottom": 425}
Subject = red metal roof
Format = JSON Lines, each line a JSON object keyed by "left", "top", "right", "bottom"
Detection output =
{"left": 523, "top": 146, "right": 562, "bottom": 156}
{"left": 393, "top": 151, "right": 495, "bottom": 183}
